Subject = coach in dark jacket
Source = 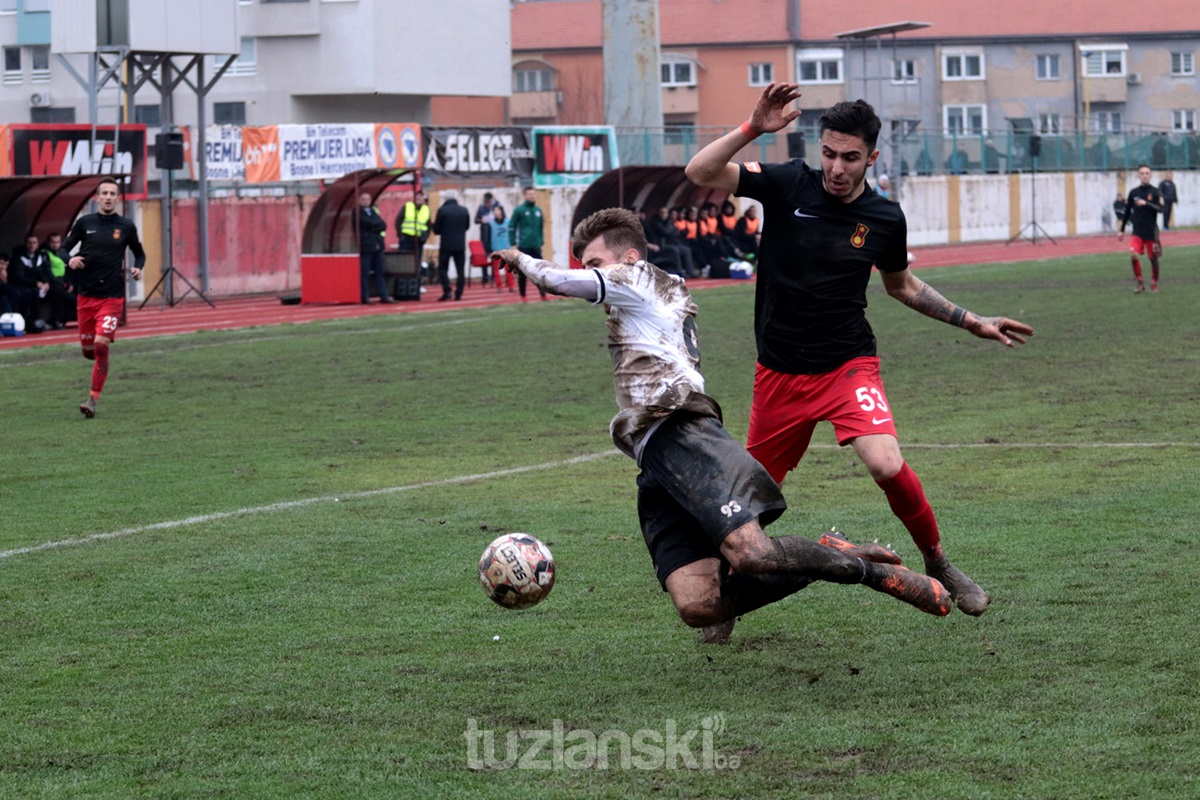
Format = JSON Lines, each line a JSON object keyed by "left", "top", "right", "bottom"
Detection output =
{"left": 358, "top": 192, "right": 391, "bottom": 304}
{"left": 432, "top": 192, "right": 472, "bottom": 301}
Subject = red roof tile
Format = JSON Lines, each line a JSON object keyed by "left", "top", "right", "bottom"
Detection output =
{"left": 513, "top": 0, "right": 1200, "bottom": 51}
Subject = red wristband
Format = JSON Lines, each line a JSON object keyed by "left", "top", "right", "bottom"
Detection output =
{"left": 739, "top": 120, "right": 760, "bottom": 140}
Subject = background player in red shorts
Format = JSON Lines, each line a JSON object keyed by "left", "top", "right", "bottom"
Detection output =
{"left": 1118, "top": 164, "right": 1163, "bottom": 293}
{"left": 686, "top": 83, "right": 1033, "bottom": 616}
{"left": 60, "top": 177, "right": 146, "bottom": 418}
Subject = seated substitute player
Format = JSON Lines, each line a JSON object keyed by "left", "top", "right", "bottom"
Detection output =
{"left": 491, "top": 209, "right": 951, "bottom": 642}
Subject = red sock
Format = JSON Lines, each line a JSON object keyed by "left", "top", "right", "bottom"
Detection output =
{"left": 90, "top": 340, "right": 110, "bottom": 396}
{"left": 1131, "top": 257, "right": 1143, "bottom": 281}
{"left": 876, "top": 462, "right": 942, "bottom": 559}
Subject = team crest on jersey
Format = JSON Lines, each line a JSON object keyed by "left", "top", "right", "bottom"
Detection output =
{"left": 112, "top": 229, "right": 121, "bottom": 240}
{"left": 850, "top": 223, "right": 869, "bottom": 248}
{"left": 744, "top": 162, "right": 762, "bottom": 173}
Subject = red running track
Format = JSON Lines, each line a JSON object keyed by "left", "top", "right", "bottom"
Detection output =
{"left": 3, "top": 230, "right": 1196, "bottom": 352}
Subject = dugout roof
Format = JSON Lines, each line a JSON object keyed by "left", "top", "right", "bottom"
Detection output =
{"left": 0, "top": 175, "right": 122, "bottom": 252}
{"left": 570, "top": 166, "right": 731, "bottom": 233}
{"left": 301, "top": 168, "right": 418, "bottom": 255}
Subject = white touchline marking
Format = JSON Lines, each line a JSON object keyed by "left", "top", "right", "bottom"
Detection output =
{"left": 0, "top": 451, "right": 621, "bottom": 562}
{"left": 2, "top": 440, "right": 1196, "bottom": 563}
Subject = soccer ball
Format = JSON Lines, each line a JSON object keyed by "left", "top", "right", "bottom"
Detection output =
{"left": 478, "top": 533, "right": 556, "bottom": 609}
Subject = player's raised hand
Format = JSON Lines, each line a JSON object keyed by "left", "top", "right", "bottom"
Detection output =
{"left": 490, "top": 248, "right": 523, "bottom": 273}
{"left": 749, "top": 82, "right": 802, "bottom": 135}
{"left": 970, "top": 315, "right": 1033, "bottom": 347}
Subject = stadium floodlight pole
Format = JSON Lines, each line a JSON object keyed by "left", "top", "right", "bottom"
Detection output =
{"left": 1007, "top": 134, "right": 1057, "bottom": 246}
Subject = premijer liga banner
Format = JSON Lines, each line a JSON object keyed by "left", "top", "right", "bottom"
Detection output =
{"left": 241, "top": 123, "right": 421, "bottom": 183}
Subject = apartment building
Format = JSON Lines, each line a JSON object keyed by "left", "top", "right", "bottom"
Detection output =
{"left": 0, "top": 0, "right": 511, "bottom": 128}
{"left": 478, "top": 0, "right": 1200, "bottom": 172}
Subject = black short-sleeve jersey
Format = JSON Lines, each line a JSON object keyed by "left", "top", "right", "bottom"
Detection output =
{"left": 1120, "top": 184, "right": 1161, "bottom": 241}
{"left": 61, "top": 212, "right": 146, "bottom": 299}
{"left": 737, "top": 159, "right": 908, "bottom": 374}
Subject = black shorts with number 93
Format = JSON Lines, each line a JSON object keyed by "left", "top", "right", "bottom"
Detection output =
{"left": 636, "top": 411, "right": 787, "bottom": 588}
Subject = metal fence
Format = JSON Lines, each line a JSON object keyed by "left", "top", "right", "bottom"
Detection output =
{"left": 616, "top": 128, "right": 1200, "bottom": 175}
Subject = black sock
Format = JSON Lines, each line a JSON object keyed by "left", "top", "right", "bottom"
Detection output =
{"left": 720, "top": 571, "right": 813, "bottom": 617}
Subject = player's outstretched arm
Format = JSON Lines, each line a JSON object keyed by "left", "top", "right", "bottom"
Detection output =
{"left": 490, "top": 248, "right": 600, "bottom": 302}
{"left": 881, "top": 269, "right": 1033, "bottom": 347}
{"left": 685, "top": 82, "right": 802, "bottom": 193}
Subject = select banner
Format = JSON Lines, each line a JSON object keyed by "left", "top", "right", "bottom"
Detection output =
{"left": 422, "top": 126, "right": 533, "bottom": 180}
{"left": 8, "top": 124, "right": 149, "bottom": 198}
{"left": 531, "top": 126, "right": 619, "bottom": 188}
{"left": 242, "top": 123, "right": 420, "bottom": 183}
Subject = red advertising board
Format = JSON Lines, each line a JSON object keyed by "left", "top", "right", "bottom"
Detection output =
{"left": 7, "top": 124, "right": 149, "bottom": 199}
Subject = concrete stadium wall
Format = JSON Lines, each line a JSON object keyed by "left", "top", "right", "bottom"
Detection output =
{"left": 149, "top": 170, "right": 1196, "bottom": 297}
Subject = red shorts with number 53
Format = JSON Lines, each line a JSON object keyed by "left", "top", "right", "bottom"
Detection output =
{"left": 77, "top": 296, "right": 125, "bottom": 344}
{"left": 747, "top": 356, "right": 898, "bottom": 483}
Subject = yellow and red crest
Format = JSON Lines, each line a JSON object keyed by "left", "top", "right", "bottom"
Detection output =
{"left": 850, "top": 223, "right": 869, "bottom": 248}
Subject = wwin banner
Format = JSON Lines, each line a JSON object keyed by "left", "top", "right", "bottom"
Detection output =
{"left": 8, "top": 124, "right": 149, "bottom": 198}
{"left": 531, "top": 126, "right": 619, "bottom": 188}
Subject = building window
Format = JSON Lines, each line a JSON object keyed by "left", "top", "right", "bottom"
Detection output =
{"left": 664, "top": 122, "right": 695, "bottom": 145}
{"left": 1171, "top": 52, "right": 1195, "bottom": 76}
{"left": 943, "top": 51, "right": 984, "bottom": 80}
{"left": 749, "top": 62, "right": 773, "bottom": 86}
{"left": 891, "top": 118, "right": 920, "bottom": 140}
{"left": 1090, "top": 110, "right": 1122, "bottom": 133}
{"left": 944, "top": 104, "right": 986, "bottom": 136}
{"left": 1172, "top": 110, "right": 1197, "bottom": 132}
{"left": 229, "top": 37, "right": 256, "bottom": 76}
{"left": 30, "top": 45, "right": 50, "bottom": 82}
{"left": 797, "top": 49, "right": 842, "bottom": 84}
{"left": 1037, "top": 113, "right": 1061, "bottom": 135}
{"left": 891, "top": 59, "right": 915, "bottom": 84}
{"left": 660, "top": 57, "right": 695, "bottom": 88}
{"left": 31, "top": 107, "right": 74, "bottom": 123}
{"left": 214, "top": 101, "right": 246, "bottom": 125}
{"left": 4, "top": 46, "right": 20, "bottom": 84}
{"left": 513, "top": 68, "right": 552, "bottom": 93}
{"left": 1082, "top": 48, "right": 1125, "bottom": 77}
{"left": 135, "top": 104, "right": 162, "bottom": 126}
{"left": 1036, "top": 54, "right": 1059, "bottom": 80}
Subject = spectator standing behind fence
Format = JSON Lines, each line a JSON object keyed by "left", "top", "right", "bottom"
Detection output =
{"left": 474, "top": 191, "right": 503, "bottom": 285}
{"left": 1158, "top": 172, "right": 1177, "bottom": 231}
{"left": 61, "top": 176, "right": 146, "bottom": 419}
{"left": 357, "top": 193, "right": 392, "bottom": 305}
{"left": 398, "top": 191, "right": 432, "bottom": 283}
{"left": 489, "top": 204, "right": 515, "bottom": 293}
{"left": 508, "top": 186, "right": 547, "bottom": 301}
{"left": 1118, "top": 164, "right": 1163, "bottom": 294}
{"left": 432, "top": 191, "right": 472, "bottom": 302}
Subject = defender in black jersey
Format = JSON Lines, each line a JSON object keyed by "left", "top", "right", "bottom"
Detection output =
{"left": 1117, "top": 164, "right": 1162, "bottom": 293}
{"left": 687, "top": 84, "right": 1034, "bottom": 616}
{"left": 60, "top": 177, "right": 146, "bottom": 418}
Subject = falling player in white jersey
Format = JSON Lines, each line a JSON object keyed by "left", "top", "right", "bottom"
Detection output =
{"left": 491, "top": 208, "right": 950, "bottom": 643}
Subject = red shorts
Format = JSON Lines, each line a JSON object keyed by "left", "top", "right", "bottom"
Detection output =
{"left": 77, "top": 296, "right": 124, "bottom": 345}
{"left": 747, "top": 356, "right": 898, "bottom": 483}
{"left": 1128, "top": 235, "right": 1152, "bottom": 256}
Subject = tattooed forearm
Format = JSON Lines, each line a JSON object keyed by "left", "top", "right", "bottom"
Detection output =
{"left": 902, "top": 282, "right": 970, "bottom": 328}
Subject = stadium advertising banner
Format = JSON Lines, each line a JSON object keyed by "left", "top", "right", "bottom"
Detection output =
{"left": 7, "top": 124, "right": 149, "bottom": 198}
{"left": 422, "top": 127, "right": 534, "bottom": 181}
{"left": 531, "top": 126, "right": 619, "bottom": 188}
{"left": 202, "top": 125, "right": 245, "bottom": 182}
{"left": 242, "top": 123, "right": 421, "bottom": 183}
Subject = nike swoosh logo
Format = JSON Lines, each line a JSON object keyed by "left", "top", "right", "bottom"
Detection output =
{"left": 794, "top": 210, "right": 819, "bottom": 219}
{"left": 86, "top": 230, "right": 97, "bottom": 234}
{"left": 872, "top": 417, "right": 892, "bottom": 425}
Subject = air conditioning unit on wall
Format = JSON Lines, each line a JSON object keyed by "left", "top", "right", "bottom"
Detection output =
{"left": 29, "top": 91, "right": 52, "bottom": 107}
{"left": 1127, "top": 73, "right": 1141, "bottom": 85}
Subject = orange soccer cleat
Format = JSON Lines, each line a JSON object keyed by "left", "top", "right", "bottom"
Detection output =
{"left": 862, "top": 562, "right": 952, "bottom": 616}
{"left": 818, "top": 529, "right": 902, "bottom": 565}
